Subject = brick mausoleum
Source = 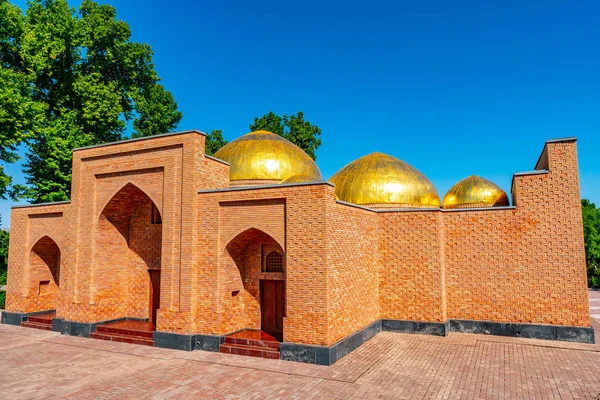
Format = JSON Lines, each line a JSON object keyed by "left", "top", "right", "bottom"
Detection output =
{"left": 1, "top": 130, "right": 593, "bottom": 365}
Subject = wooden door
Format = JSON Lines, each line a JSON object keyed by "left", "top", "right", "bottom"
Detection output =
{"left": 261, "top": 280, "right": 285, "bottom": 339}
{"left": 148, "top": 270, "right": 161, "bottom": 325}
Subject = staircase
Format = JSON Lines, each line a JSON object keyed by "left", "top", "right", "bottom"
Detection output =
{"left": 21, "top": 312, "right": 55, "bottom": 331}
{"left": 90, "top": 320, "right": 154, "bottom": 347}
{"left": 220, "top": 330, "right": 280, "bottom": 359}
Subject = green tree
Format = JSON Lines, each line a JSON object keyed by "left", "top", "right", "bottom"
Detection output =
{"left": 1, "top": 0, "right": 182, "bottom": 203}
{"left": 205, "top": 129, "right": 228, "bottom": 156}
{"left": 250, "top": 111, "right": 322, "bottom": 160}
{"left": 582, "top": 199, "right": 600, "bottom": 287}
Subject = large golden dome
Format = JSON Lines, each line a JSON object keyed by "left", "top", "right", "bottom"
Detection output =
{"left": 443, "top": 175, "right": 509, "bottom": 209}
{"left": 213, "top": 130, "right": 322, "bottom": 186}
{"left": 330, "top": 152, "right": 440, "bottom": 208}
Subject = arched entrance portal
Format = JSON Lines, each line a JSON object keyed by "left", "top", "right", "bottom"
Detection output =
{"left": 29, "top": 236, "right": 61, "bottom": 310}
{"left": 96, "top": 183, "right": 162, "bottom": 325}
{"left": 225, "top": 228, "right": 285, "bottom": 340}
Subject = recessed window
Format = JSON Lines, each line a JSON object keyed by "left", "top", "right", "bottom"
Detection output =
{"left": 151, "top": 203, "right": 162, "bottom": 225}
{"left": 265, "top": 251, "right": 283, "bottom": 273}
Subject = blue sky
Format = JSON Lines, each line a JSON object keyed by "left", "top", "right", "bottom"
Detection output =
{"left": 2, "top": 0, "right": 599, "bottom": 227}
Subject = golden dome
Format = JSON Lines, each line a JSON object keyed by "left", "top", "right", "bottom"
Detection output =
{"left": 330, "top": 152, "right": 440, "bottom": 208}
{"left": 213, "top": 130, "right": 322, "bottom": 185}
{"left": 443, "top": 175, "right": 510, "bottom": 209}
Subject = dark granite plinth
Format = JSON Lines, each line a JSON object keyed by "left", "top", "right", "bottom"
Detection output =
{"left": 153, "top": 331, "right": 193, "bottom": 351}
{"left": 1, "top": 309, "right": 56, "bottom": 327}
{"left": 1, "top": 311, "right": 27, "bottom": 326}
{"left": 448, "top": 319, "right": 595, "bottom": 344}
{"left": 382, "top": 319, "right": 448, "bottom": 336}
{"left": 193, "top": 333, "right": 223, "bottom": 352}
{"left": 280, "top": 320, "right": 382, "bottom": 365}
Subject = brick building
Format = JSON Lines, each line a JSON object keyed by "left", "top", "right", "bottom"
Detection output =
{"left": 1, "top": 130, "right": 593, "bottom": 365}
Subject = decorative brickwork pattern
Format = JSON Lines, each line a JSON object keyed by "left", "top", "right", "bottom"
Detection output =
{"left": 379, "top": 211, "right": 447, "bottom": 322}
{"left": 445, "top": 140, "right": 589, "bottom": 327}
{"left": 326, "top": 202, "right": 379, "bottom": 345}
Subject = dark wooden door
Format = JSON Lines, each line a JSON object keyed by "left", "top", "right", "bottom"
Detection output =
{"left": 149, "top": 270, "right": 161, "bottom": 325}
{"left": 261, "top": 280, "right": 285, "bottom": 339}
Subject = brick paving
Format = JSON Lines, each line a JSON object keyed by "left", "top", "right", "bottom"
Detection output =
{"left": 0, "top": 293, "right": 599, "bottom": 399}
{"left": 590, "top": 289, "right": 600, "bottom": 323}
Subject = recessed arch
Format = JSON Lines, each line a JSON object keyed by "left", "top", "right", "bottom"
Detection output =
{"left": 98, "top": 180, "right": 162, "bottom": 221}
{"left": 28, "top": 235, "right": 62, "bottom": 312}
{"left": 222, "top": 227, "right": 286, "bottom": 340}
{"left": 222, "top": 224, "right": 285, "bottom": 253}
{"left": 30, "top": 235, "right": 61, "bottom": 287}
{"left": 94, "top": 181, "right": 163, "bottom": 325}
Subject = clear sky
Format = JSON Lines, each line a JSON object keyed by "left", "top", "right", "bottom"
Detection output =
{"left": 2, "top": 0, "right": 599, "bottom": 228}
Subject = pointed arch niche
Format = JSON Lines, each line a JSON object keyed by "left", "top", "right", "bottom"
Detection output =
{"left": 29, "top": 235, "right": 61, "bottom": 310}
{"left": 94, "top": 182, "right": 162, "bottom": 324}
{"left": 222, "top": 228, "right": 286, "bottom": 340}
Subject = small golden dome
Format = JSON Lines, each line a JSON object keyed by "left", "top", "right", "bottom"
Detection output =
{"left": 443, "top": 175, "right": 509, "bottom": 209}
{"left": 330, "top": 152, "right": 440, "bottom": 208}
{"left": 213, "top": 130, "right": 322, "bottom": 185}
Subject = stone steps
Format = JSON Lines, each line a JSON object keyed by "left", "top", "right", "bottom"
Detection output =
{"left": 219, "top": 343, "right": 280, "bottom": 359}
{"left": 21, "top": 321, "right": 53, "bottom": 331}
{"left": 223, "top": 335, "right": 280, "bottom": 350}
{"left": 21, "top": 312, "right": 55, "bottom": 331}
{"left": 89, "top": 331, "right": 154, "bottom": 346}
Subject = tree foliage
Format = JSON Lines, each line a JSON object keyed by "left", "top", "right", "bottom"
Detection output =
{"left": 582, "top": 199, "right": 600, "bottom": 287}
{"left": 249, "top": 111, "right": 322, "bottom": 160}
{"left": 0, "top": 0, "right": 182, "bottom": 203}
{"left": 204, "top": 129, "right": 228, "bottom": 156}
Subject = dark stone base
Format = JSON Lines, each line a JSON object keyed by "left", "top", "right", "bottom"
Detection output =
{"left": 1, "top": 309, "right": 56, "bottom": 327}
{"left": 279, "top": 318, "right": 595, "bottom": 366}
{"left": 60, "top": 317, "right": 150, "bottom": 338}
{"left": 52, "top": 318, "right": 64, "bottom": 333}
{"left": 448, "top": 319, "right": 595, "bottom": 344}
{"left": 382, "top": 319, "right": 448, "bottom": 336}
{"left": 280, "top": 320, "right": 382, "bottom": 365}
{"left": 193, "top": 333, "right": 223, "bottom": 352}
{"left": 152, "top": 331, "right": 225, "bottom": 352}
{"left": 1, "top": 311, "right": 27, "bottom": 326}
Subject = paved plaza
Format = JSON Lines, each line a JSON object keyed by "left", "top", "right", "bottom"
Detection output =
{"left": 0, "top": 291, "right": 599, "bottom": 399}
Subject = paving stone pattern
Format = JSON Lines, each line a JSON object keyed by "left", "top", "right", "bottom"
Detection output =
{"left": 2, "top": 298, "right": 600, "bottom": 400}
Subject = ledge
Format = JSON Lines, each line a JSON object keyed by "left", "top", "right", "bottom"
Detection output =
{"left": 204, "top": 154, "right": 230, "bottom": 166}
{"left": 545, "top": 137, "right": 577, "bottom": 144}
{"left": 335, "top": 200, "right": 516, "bottom": 214}
{"left": 73, "top": 130, "right": 206, "bottom": 152}
{"left": 12, "top": 201, "right": 71, "bottom": 209}
{"left": 198, "top": 181, "right": 333, "bottom": 194}
{"left": 513, "top": 170, "right": 549, "bottom": 177}
{"left": 511, "top": 169, "right": 549, "bottom": 191}
{"left": 441, "top": 206, "right": 516, "bottom": 213}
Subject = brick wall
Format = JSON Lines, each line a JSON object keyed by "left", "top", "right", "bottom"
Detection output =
{"left": 444, "top": 140, "right": 589, "bottom": 327}
{"left": 326, "top": 202, "right": 380, "bottom": 345}
{"left": 379, "top": 211, "right": 447, "bottom": 322}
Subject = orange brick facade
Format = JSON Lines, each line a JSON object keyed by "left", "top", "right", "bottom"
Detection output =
{"left": 4, "top": 132, "right": 591, "bottom": 354}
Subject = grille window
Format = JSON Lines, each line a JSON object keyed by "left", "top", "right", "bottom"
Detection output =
{"left": 265, "top": 251, "right": 283, "bottom": 272}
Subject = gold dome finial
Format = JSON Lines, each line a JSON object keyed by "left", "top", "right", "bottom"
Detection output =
{"left": 443, "top": 175, "right": 509, "bottom": 209}
{"left": 213, "top": 130, "right": 322, "bottom": 186}
{"left": 330, "top": 152, "right": 440, "bottom": 208}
